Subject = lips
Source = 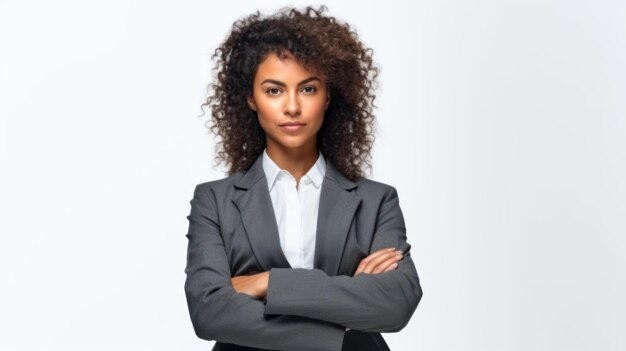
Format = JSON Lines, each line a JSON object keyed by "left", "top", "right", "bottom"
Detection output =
{"left": 279, "top": 122, "right": 305, "bottom": 132}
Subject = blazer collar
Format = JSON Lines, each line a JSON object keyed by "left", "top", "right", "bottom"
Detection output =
{"left": 232, "top": 152, "right": 361, "bottom": 275}
{"left": 233, "top": 150, "right": 357, "bottom": 191}
{"left": 262, "top": 148, "right": 327, "bottom": 192}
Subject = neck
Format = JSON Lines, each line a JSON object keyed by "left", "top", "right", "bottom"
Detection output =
{"left": 265, "top": 141, "right": 319, "bottom": 184}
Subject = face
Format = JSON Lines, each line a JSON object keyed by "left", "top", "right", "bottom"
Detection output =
{"left": 247, "top": 52, "right": 330, "bottom": 153}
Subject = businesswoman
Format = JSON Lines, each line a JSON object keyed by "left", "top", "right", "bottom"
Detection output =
{"left": 184, "top": 6, "right": 423, "bottom": 351}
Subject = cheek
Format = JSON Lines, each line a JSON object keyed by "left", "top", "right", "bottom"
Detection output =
{"left": 256, "top": 114, "right": 274, "bottom": 135}
{"left": 254, "top": 98, "right": 282, "bottom": 119}
{"left": 254, "top": 108, "right": 280, "bottom": 136}
{"left": 311, "top": 100, "right": 328, "bottom": 124}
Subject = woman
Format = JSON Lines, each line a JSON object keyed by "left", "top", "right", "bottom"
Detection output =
{"left": 184, "top": 6, "right": 423, "bottom": 351}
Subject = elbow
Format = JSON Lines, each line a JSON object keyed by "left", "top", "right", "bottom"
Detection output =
{"left": 188, "top": 303, "right": 220, "bottom": 341}
{"left": 189, "top": 297, "right": 241, "bottom": 342}
{"left": 353, "top": 273, "right": 424, "bottom": 333}
{"left": 411, "top": 279, "right": 424, "bottom": 314}
{"left": 190, "top": 316, "right": 210, "bottom": 340}
{"left": 386, "top": 278, "right": 424, "bottom": 333}
{"left": 191, "top": 318, "right": 222, "bottom": 342}
{"left": 185, "top": 287, "right": 225, "bottom": 342}
{"left": 185, "top": 283, "right": 242, "bottom": 342}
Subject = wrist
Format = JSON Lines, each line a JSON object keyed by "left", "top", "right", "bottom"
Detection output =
{"left": 257, "top": 271, "right": 270, "bottom": 298}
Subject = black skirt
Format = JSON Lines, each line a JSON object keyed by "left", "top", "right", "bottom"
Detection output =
{"left": 211, "top": 330, "right": 391, "bottom": 351}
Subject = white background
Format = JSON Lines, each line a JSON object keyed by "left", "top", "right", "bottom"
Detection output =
{"left": 1, "top": 0, "right": 625, "bottom": 350}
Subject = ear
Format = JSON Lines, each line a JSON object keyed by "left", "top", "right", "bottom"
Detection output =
{"left": 324, "top": 93, "right": 331, "bottom": 110}
{"left": 247, "top": 95, "right": 257, "bottom": 111}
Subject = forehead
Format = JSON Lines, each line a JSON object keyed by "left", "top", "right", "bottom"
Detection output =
{"left": 254, "top": 52, "right": 321, "bottom": 83}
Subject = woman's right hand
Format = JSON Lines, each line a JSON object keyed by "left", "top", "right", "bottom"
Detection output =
{"left": 353, "top": 247, "right": 404, "bottom": 276}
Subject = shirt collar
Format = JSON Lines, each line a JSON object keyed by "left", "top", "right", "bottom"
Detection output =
{"left": 262, "top": 148, "right": 326, "bottom": 191}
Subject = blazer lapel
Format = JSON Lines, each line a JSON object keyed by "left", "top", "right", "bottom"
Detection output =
{"left": 314, "top": 160, "right": 361, "bottom": 275}
{"left": 232, "top": 154, "right": 292, "bottom": 271}
{"left": 231, "top": 152, "right": 361, "bottom": 276}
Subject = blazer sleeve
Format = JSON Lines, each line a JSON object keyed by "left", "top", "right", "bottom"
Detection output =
{"left": 264, "top": 185, "right": 423, "bottom": 333}
{"left": 184, "top": 184, "right": 346, "bottom": 351}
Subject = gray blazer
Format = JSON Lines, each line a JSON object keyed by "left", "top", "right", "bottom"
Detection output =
{"left": 184, "top": 152, "right": 423, "bottom": 351}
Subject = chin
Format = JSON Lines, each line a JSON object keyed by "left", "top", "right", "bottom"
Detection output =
{"left": 279, "top": 142, "right": 308, "bottom": 149}
{"left": 274, "top": 138, "right": 312, "bottom": 150}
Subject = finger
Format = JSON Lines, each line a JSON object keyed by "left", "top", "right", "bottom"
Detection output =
{"left": 355, "top": 247, "right": 395, "bottom": 274}
{"left": 364, "top": 251, "right": 402, "bottom": 274}
{"left": 371, "top": 254, "right": 403, "bottom": 274}
{"left": 371, "top": 255, "right": 402, "bottom": 274}
{"left": 383, "top": 262, "right": 399, "bottom": 272}
{"left": 362, "top": 250, "right": 402, "bottom": 274}
{"left": 360, "top": 247, "right": 396, "bottom": 264}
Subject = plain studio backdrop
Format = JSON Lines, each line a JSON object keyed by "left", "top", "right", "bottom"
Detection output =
{"left": 1, "top": 0, "right": 624, "bottom": 350}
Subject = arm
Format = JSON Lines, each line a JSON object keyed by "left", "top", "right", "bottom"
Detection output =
{"left": 184, "top": 184, "right": 346, "bottom": 351}
{"left": 264, "top": 186, "right": 423, "bottom": 333}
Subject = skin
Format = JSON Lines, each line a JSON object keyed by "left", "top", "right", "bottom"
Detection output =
{"left": 246, "top": 51, "right": 329, "bottom": 188}
{"left": 231, "top": 52, "right": 404, "bottom": 299}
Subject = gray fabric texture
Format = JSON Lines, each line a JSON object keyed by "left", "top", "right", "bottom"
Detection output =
{"left": 184, "top": 153, "right": 422, "bottom": 351}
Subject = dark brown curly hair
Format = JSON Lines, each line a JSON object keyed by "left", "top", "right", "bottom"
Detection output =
{"left": 201, "top": 5, "right": 380, "bottom": 182}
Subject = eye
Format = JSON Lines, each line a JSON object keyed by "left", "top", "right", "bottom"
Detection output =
{"left": 266, "top": 87, "right": 282, "bottom": 96}
{"left": 302, "top": 86, "right": 317, "bottom": 94}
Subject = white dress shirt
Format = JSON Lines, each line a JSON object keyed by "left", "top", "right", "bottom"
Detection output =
{"left": 262, "top": 149, "right": 350, "bottom": 331}
{"left": 262, "top": 148, "right": 326, "bottom": 269}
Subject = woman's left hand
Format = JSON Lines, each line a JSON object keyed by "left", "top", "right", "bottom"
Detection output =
{"left": 230, "top": 271, "right": 270, "bottom": 299}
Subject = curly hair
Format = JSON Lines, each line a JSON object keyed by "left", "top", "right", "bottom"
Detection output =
{"left": 201, "top": 5, "right": 380, "bottom": 182}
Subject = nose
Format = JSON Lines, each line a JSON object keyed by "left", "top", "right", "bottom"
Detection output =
{"left": 284, "top": 90, "right": 301, "bottom": 117}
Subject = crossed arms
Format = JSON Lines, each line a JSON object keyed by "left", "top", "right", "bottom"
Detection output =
{"left": 184, "top": 183, "right": 423, "bottom": 351}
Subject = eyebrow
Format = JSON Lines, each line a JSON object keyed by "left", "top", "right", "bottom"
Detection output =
{"left": 260, "top": 77, "right": 321, "bottom": 87}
